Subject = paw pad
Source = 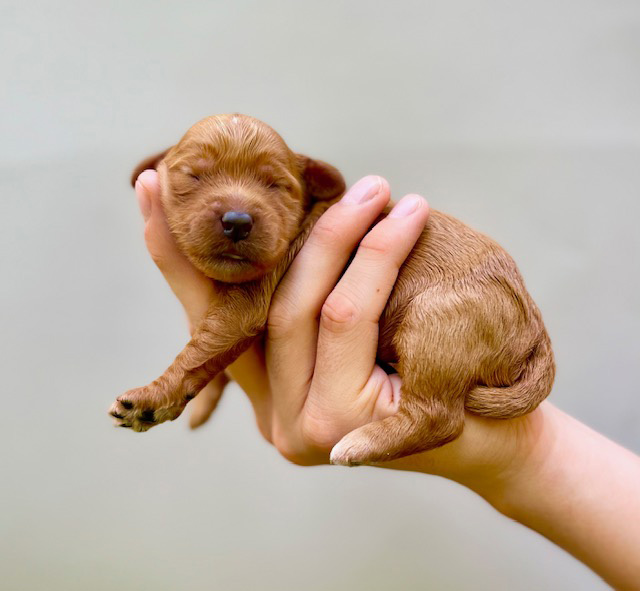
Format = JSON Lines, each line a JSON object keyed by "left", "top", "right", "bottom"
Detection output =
{"left": 138, "top": 409, "right": 155, "bottom": 423}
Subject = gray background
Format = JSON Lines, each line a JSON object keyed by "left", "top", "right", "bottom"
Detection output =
{"left": 1, "top": 1, "right": 639, "bottom": 589}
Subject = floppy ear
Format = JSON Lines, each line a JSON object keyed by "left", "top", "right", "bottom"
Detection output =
{"left": 130, "top": 148, "right": 172, "bottom": 187}
{"left": 297, "top": 155, "right": 346, "bottom": 201}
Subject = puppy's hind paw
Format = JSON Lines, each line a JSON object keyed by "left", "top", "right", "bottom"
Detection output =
{"left": 330, "top": 433, "right": 374, "bottom": 467}
{"left": 329, "top": 423, "right": 397, "bottom": 466}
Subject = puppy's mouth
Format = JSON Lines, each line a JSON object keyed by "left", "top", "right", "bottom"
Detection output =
{"left": 187, "top": 243, "right": 280, "bottom": 283}
{"left": 190, "top": 249, "right": 265, "bottom": 281}
{"left": 221, "top": 253, "right": 247, "bottom": 261}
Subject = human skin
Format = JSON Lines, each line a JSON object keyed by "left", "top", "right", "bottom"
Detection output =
{"left": 133, "top": 169, "right": 640, "bottom": 590}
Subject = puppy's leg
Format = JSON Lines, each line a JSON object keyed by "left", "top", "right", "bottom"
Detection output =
{"left": 330, "top": 291, "right": 480, "bottom": 465}
{"left": 110, "top": 292, "right": 268, "bottom": 431}
{"left": 330, "top": 359, "right": 468, "bottom": 466}
{"left": 188, "top": 371, "right": 230, "bottom": 429}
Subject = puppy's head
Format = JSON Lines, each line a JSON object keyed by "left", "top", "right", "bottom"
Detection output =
{"left": 132, "top": 114, "right": 345, "bottom": 283}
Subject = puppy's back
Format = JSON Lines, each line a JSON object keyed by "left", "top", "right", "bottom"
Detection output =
{"left": 378, "top": 209, "right": 554, "bottom": 418}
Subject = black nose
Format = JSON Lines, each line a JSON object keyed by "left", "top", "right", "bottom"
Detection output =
{"left": 221, "top": 211, "right": 253, "bottom": 242}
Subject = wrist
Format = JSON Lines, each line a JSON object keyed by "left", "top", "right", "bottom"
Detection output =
{"left": 475, "top": 401, "right": 562, "bottom": 516}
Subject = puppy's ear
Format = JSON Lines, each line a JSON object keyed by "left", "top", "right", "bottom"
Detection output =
{"left": 297, "top": 155, "right": 346, "bottom": 201}
{"left": 130, "top": 148, "right": 172, "bottom": 187}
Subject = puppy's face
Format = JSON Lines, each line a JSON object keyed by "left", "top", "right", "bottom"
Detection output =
{"left": 135, "top": 114, "right": 344, "bottom": 283}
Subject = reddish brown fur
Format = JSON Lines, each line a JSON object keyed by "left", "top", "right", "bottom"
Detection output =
{"left": 110, "top": 114, "right": 555, "bottom": 466}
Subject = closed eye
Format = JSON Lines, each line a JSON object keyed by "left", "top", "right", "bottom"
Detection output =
{"left": 178, "top": 165, "right": 202, "bottom": 183}
{"left": 264, "top": 176, "right": 291, "bottom": 191}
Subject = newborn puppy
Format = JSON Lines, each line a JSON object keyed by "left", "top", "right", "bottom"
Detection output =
{"left": 111, "top": 114, "right": 555, "bottom": 466}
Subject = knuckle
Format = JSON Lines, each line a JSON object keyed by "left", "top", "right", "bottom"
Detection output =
{"left": 267, "top": 293, "right": 303, "bottom": 338}
{"left": 272, "top": 430, "right": 307, "bottom": 466}
{"left": 320, "top": 291, "right": 361, "bottom": 334}
{"left": 308, "top": 216, "right": 344, "bottom": 248}
{"left": 266, "top": 305, "right": 293, "bottom": 335}
{"left": 357, "top": 232, "right": 395, "bottom": 259}
{"left": 300, "top": 415, "right": 342, "bottom": 452}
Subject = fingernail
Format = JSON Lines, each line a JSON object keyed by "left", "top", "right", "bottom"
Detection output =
{"left": 135, "top": 180, "right": 151, "bottom": 221}
{"left": 389, "top": 194, "right": 422, "bottom": 218}
{"left": 341, "top": 175, "right": 382, "bottom": 205}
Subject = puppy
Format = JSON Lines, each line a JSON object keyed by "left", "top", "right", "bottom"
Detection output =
{"left": 110, "top": 114, "right": 555, "bottom": 465}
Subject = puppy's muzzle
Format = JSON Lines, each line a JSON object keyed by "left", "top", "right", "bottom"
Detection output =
{"left": 221, "top": 211, "right": 253, "bottom": 242}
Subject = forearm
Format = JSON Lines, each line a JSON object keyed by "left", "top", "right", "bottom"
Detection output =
{"left": 393, "top": 404, "right": 640, "bottom": 589}
{"left": 489, "top": 405, "right": 640, "bottom": 589}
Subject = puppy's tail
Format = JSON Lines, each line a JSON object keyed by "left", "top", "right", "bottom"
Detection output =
{"left": 465, "top": 333, "right": 555, "bottom": 419}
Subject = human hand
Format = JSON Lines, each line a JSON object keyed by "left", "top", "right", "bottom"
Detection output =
{"left": 135, "top": 169, "right": 544, "bottom": 488}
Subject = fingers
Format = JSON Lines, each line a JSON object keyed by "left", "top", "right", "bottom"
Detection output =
{"left": 267, "top": 176, "right": 391, "bottom": 424}
{"left": 135, "top": 169, "right": 213, "bottom": 324}
{"left": 309, "top": 194, "right": 429, "bottom": 414}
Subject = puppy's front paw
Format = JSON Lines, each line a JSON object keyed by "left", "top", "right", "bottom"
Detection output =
{"left": 109, "top": 384, "right": 193, "bottom": 432}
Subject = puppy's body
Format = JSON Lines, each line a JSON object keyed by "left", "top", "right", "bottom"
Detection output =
{"left": 353, "top": 208, "right": 553, "bottom": 463}
{"left": 111, "top": 114, "right": 554, "bottom": 465}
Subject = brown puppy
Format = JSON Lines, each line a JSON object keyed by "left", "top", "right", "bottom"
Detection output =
{"left": 110, "top": 114, "right": 555, "bottom": 466}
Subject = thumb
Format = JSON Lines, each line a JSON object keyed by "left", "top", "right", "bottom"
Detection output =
{"left": 135, "top": 169, "right": 214, "bottom": 324}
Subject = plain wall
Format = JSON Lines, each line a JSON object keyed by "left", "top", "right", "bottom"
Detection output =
{"left": 1, "top": 1, "right": 638, "bottom": 589}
